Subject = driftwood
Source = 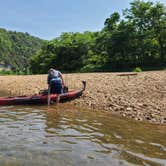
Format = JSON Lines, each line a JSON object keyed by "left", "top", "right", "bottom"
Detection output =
{"left": 117, "top": 73, "right": 138, "bottom": 76}
{"left": 117, "top": 73, "right": 138, "bottom": 80}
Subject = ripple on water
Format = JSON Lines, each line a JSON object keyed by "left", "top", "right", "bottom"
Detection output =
{"left": 0, "top": 105, "right": 165, "bottom": 166}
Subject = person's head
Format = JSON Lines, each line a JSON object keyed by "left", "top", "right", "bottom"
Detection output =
{"left": 48, "top": 68, "right": 55, "bottom": 74}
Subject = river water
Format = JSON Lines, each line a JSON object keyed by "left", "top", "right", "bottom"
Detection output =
{"left": 0, "top": 103, "right": 165, "bottom": 166}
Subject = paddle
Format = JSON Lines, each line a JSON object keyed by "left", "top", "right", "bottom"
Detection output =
{"left": 47, "top": 85, "right": 51, "bottom": 106}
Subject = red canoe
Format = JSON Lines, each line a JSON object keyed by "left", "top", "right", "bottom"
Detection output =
{"left": 0, "top": 81, "right": 86, "bottom": 106}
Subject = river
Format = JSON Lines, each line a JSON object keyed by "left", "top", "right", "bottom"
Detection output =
{"left": 0, "top": 103, "right": 165, "bottom": 166}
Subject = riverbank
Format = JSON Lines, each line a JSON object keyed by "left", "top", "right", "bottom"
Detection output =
{"left": 0, "top": 71, "right": 166, "bottom": 124}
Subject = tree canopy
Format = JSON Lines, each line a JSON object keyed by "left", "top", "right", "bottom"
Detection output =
{"left": 0, "top": 28, "right": 44, "bottom": 73}
{"left": 1, "top": 0, "right": 166, "bottom": 74}
{"left": 30, "top": 0, "right": 166, "bottom": 74}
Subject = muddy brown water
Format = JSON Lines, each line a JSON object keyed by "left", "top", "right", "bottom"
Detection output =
{"left": 0, "top": 103, "right": 166, "bottom": 166}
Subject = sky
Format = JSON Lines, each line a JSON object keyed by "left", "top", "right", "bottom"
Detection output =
{"left": 0, "top": 0, "right": 166, "bottom": 40}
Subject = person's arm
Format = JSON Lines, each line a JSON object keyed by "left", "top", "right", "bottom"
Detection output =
{"left": 59, "top": 72, "right": 64, "bottom": 87}
{"left": 47, "top": 75, "right": 51, "bottom": 87}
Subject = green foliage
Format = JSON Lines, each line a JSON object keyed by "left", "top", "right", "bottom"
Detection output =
{"left": 30, "top": 32, "right": 97, "bottom": 73}
{"left": 25, "top": 68, "right": 31, "bottom": 75}
{"left": 0, "top": 28, "right": 44, "bottom": 72}
{"left": 133, "top": 67, "right": 142, "bottom": 72}
{"left": 30, "top": 0, "right": 166, "bottom": 73}
{"left": 0, "top": 69, "right": 15, "bottom": 75}
{"left": 17, "top": 70, "right": 24, "bottom": 75}
{"left": 0, "top": 68, "right": 31, "bottom": 75}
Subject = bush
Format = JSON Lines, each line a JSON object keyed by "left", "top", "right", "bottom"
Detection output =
{"left": 25, "top": 68, "right": 31, "bottom": 75}
{"left": 0, "top": 70, "right": 15, "bottom": 75}
{"left": 80, "top": 64, "right": 96, "bottom": 72}
{"left": 17, "top": 70, "right": 24, "bottom": 75}
{"left": 133, "top": 67, "right": 142, "bottom": 72}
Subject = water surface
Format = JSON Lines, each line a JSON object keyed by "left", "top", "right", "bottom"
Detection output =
{"left": 0, "top": 104, "right": 166, "bottom": 166}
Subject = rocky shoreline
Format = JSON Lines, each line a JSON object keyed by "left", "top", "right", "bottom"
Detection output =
{"left": 0, "top": 71, "right": 166, "bottom": 124}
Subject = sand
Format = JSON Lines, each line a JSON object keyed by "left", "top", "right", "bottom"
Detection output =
{"left": 0, "top": 71, "right": 166, "bottom": 124}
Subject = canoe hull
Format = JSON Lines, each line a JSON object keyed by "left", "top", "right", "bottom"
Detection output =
{"left": 0, "top": 90, "right": 82, "bottom": 106}
{"left": 0, "top": 81, "right": 86, "bottom": 106}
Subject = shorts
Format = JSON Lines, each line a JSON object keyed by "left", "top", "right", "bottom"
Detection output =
{"left": 50, "top": 79, "right": 62, "bottom": 94}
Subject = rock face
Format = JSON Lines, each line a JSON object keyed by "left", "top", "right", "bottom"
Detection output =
{"left": 0, "top": 71, "right": 166, "bottom": 124}
{"left": 0, "top": 63, "right": 12, "bottom": 71}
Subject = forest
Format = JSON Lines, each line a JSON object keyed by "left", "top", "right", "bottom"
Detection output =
{"left": 1, "top": 0, "right": 166, "bottom": 74}
{"left": 0, "top": 28, "right": 44, "bottom": 74}
{"left": 31, "top": 0, "right": 166, "bottom": 73}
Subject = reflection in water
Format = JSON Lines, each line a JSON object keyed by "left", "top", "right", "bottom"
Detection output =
{"left": 0, "top": 103, "right": 166, "bottom": 166}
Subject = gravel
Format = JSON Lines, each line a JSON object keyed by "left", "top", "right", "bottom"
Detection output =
{"left": 0, "top": 71, "right": 166, "bottom": 124}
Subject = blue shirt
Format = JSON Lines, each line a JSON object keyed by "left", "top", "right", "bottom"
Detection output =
{"left": 47, "top": 69, "right": 62, "bottom": 85}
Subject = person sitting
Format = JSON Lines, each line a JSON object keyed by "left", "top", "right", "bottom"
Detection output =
{"left": 47, "top": 68, "right": 64, "bottom": 104}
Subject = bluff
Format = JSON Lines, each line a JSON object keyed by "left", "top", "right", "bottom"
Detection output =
{"left": 0, "top": 28, "right": 44, "bottom": 72}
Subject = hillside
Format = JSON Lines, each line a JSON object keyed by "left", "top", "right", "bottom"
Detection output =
{"left": 0, "top": 28, "right": 44, "bottom": 72}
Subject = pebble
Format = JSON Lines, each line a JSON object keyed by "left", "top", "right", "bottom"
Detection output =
{"left": 0, "top": 72, "right": 165, "bottom": 124}
{"left": 126, "top": 107, "right": 132, "bottom": 111}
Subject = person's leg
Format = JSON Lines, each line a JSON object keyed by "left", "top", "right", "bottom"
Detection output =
{"left": 50, "top": 79, "right": 62, "bottom": 104}
{"left": 56, "top": 94, "right": 60, "bottom": 104}
{"left": 55, "top": 83, "right": 62, "bottom": 104}
{"left": 50, "top": 80, "right": 57, "bottom": 104}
